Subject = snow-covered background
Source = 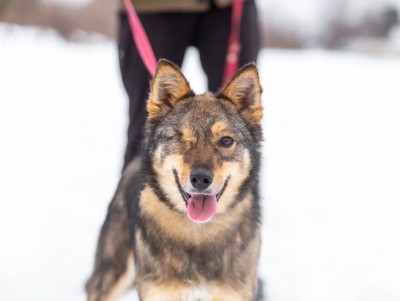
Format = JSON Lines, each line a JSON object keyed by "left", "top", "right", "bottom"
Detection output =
{"left": 1, "top": 22, "right": 400, "bottom": 301}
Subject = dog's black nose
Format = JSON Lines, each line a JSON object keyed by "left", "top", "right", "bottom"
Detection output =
{"left": 190, "top": 168, "right": 213, "bottom": 191}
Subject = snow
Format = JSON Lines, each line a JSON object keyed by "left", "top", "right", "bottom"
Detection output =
{"left": 257, "top": 0, "right": 400, "bottom": 42}
{"left": 259, "top": 50, "right": 400, "bottom": 301}
{"left": 1, "top": 25, "right": 400, "bottom": 301}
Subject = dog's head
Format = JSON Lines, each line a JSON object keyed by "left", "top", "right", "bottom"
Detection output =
{"left": 145, "top": 60, "right": 263, "bottom": 223}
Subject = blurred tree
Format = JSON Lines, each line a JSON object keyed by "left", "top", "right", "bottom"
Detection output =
{"left": 375, "top": 6, "right": 399, "bottom": 37}
{"left": 0, "top": 0, "right": 11, "bottom": 15}
{"left": 320, "top": 0, "right": 399, "bottom": 49}
{"left": 0, "top": 0, "right": 39, "bottom": 23}
{"left": 0, "top": 0, "right": 116, "bottom": 41}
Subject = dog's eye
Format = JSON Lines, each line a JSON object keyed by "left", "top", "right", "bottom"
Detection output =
{"left": 219, "top": 136, "right": 234, "bottom": 147}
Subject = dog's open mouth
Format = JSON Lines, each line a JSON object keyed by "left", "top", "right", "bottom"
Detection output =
{"left": 184, "top": 193, "right": 218, "bottom": 223}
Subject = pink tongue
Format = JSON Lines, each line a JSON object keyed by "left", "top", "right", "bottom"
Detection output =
{"left": 187, "top": 194, "right": 217, "bottom": 222}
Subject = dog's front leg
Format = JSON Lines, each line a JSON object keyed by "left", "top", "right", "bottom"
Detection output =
{"left": 86, "top": 183, "right": 136, "bottom": 299}
{"left": 86, "top": 159, "right": 142, "bottom": 301}
{"left": 86, "top": 192, "right": 135, "bottom": 301}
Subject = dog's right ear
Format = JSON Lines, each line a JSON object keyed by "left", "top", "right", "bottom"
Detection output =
{"left": 147, "top": 59, "right": 194, "bottom": 120}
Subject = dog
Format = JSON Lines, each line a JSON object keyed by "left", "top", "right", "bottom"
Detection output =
{"left": 86, "top": 59, "right": 264, "bottom": 301}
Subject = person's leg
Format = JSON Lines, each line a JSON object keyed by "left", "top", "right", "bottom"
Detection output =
{"left": 118, "top": 12, "right": 197, "bottom": 169}
{"left": 195, "top": 0, "right": 260, "bottom": 92}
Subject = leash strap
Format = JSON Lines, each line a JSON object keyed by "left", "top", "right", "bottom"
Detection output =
{"left": 123, "top": 0, "right": 157, "bottom": 77}
{"left": 123, "top": 0, "right": 244, "bottom": 83}
{"left": 222, "top": 0, "right": 244, "bottom": 85}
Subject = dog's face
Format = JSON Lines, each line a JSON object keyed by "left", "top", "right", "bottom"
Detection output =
{"left": 146, "top": 60, "right": 263, "bottom": 223}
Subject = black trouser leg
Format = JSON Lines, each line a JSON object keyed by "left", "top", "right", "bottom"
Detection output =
{"left": 118, "top": 13, "right": 197, "bottom": 169}
{"left": 196, "top": 0, "right": 260, "bottom": 92}
{"left": 118, "top": 15, "right": 149, "bottom": 169}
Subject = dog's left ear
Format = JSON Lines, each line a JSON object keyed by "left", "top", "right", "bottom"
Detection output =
{"left": 147, "top": 59, "right": 194, "bottom": 120}
{"left": 219, "top": 63, "right": 263, "bottom": 126}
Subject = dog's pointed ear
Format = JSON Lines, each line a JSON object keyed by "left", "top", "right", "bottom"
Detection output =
{"left": 147, "top": 59, "right": 194, "bottom": 120}
{"left": 219, "top": 63, "right": 263, "bottom": 126}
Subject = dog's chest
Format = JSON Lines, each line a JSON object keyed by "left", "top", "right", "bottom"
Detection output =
{"left": 185, "top": 285, "right": 211, "bottom": 301}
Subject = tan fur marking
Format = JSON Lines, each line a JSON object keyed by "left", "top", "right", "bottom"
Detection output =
{"left": 211, "top": 121, "right": 236, "bottom": 140}
{"left": 139, "top": 282, "right": 187, "bottom": 301}
{"left": 241, "top": 106, "right": 263, "bottom": 125}
{"left": 214, "top": 149, "right": 251, "bottom": 212}
{"left": 181, "top": 127, "right": 198, "bottom": 149}
{"left": 152, "top": 153, "right": 188, "bottom": 212}
{"left": 210, "top": 285, "right": 244, "bottom": 301}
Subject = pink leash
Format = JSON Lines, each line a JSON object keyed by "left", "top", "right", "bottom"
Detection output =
{"left": 123, "top": 0, "right": 157, "bottom": 77}
{"left": 222, "top": 0, "right": 244, "bottom": 85}
{"left": 122, "top": 0, "right": 244, "bottom": 84}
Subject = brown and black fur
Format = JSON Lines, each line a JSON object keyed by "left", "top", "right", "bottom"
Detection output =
{"left": 86, "top": 60, "right": 264, "bottom": 301}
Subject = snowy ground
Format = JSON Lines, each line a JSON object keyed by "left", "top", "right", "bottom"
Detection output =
{"left": 1, "top": 25, "right": 400, "bottom": 301}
